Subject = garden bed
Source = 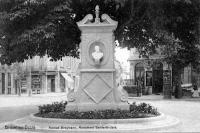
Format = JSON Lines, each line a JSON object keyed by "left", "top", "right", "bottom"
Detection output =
{"left": 35, "top": 101, "right": 160, "bottom": 119}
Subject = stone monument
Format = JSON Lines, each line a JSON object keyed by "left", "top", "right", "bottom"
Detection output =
{"left": 67, "top": 5, "right": 128, "bottom": 111}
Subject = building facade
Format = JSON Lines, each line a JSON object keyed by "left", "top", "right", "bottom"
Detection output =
{"left": 0, "top": 56, "right": 80, "bottom": 95}
{"left": 128, "top": 18, "right": 200, "bottom": 97}
{"left": 128, "top": 48, "right": 172, "bottom": 95}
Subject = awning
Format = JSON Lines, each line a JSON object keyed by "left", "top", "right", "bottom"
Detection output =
{"left": 61, "top": 73, "right": 74, "bottom": 83}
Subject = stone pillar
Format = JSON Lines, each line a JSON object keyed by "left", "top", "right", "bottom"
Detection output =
{"left": 44, "top": 72, "right": 49, "bottom": 93}
{"left": 144, "top": 60, "right": 153, "bottom": 95}
{"left": 163, "top": 62, "right": 172, "bottom": 99}
{"left": 27, "top": 72, "right": 32, "bottom": 96}
{"left": 42, "top": 73, "right": 47, "bottom": 94}
{"left": 46, "top": 73, "right": 48, "bottom": 93}
{"left": 67, "top": 6, "right": 128, "bottom": 111}
{"left": 56, "top": 72, "right": 60, "bottom": 92}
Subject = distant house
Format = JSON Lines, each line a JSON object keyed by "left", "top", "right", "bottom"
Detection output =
{"left": 128, "top": 18, "right": 200, "bottom": 97}
{"left": 0, "top": 55, "right": 80, "bottom": 95}
{"left": 128, "top": 47, "right": 200, "bottom": 97}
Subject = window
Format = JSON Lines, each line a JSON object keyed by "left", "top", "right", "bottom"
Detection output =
{"left": 8, "top": 73, "right": 11, "bottom": 86}
{"left": 7, "top": 73, "right": 11, "bottom": 94}
{"left": 31, "top": 75, "right": 41, "bottom": 90}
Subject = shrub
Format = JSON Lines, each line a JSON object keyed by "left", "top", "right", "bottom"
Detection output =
{"left": 130, "top": 102, "right": 159, "bottom": 115}
{"left": 35, "top": 108, "right": 158, "bottom": 119}
{"left": 35, "top": 102, "right": 159, "bottom": 119}
{"left": 38, "top": 101, "right": 67, "bottom": 114}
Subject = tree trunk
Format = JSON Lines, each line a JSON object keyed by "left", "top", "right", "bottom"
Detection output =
{"left": 173, "top": 65, "right": 182, "bottom": 98}
{"left": 18, "top": 79, "right": 21, "bottom": 96}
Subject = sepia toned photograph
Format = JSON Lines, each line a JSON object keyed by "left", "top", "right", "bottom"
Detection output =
{"left": 0, "top": 0, "right": 200, "bottom": 132}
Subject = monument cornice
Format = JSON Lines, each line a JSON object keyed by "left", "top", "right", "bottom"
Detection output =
{"left": 80, "top": 27, "right": 116, "bottom": 33}
{"left": 77, "top": 14, "right": 118, "bottom": 30}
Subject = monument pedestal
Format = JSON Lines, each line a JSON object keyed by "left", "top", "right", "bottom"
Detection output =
{"left": 66, "top": 103, "right": 129, "bottom": 112}
{"left": 66, "top": 5, "right": 128, "bottom": 111}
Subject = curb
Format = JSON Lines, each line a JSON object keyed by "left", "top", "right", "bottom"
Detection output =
{"left": 29, "top": 113, "right": 165, "bottom": 124}
{"left": 0, "top": 113, "right": 180, "bottom": 132}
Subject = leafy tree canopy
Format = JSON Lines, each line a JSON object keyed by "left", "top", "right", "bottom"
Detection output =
{"left": 0, "top": 0, "right": 200, "bottom": 68}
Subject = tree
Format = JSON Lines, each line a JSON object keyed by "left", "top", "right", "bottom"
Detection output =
{"left": 0, "top": 0, "right": 81, "bottom": 64}
{"left": 157, "top": 0, "right": 200, "bottom": 98}
{"left": 0, "top": 0, "right": 163, "bottom": 64}
{"left": 0, "top": 0, "right": 200, "bottom": 98}
{"left": 14, "top": 63, "right": 23, "bottom": 96}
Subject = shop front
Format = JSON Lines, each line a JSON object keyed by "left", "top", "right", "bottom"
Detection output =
{"left": 129, "top": 59, "right": 172, "bottom": 97}
{"left": 0, "top": 71, "right": 16, "bottom": 95}
{"left": 1, "top": 73, "right": 5, "bottom": 94}
{"left": 31, "top": 74, "right": 42, "bottom": 94}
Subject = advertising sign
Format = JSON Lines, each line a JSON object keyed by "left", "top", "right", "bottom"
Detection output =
{"left": 163, "top": 70, "right": 171, "bottom": 85}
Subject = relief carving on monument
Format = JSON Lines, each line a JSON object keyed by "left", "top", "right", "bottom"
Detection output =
{"left": 87, "top": 41, "right": 108, "bottom": 66}
{"left": 92, "top": 45, "right": 103, "bottom": 65}
{"left": 115, "top": 60, "right": 128, "bottom": 102}
{"left": 83, "top": 74, "right": 112, "bottom": 104}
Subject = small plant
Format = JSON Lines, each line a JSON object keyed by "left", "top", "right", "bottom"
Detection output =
{"left": 38, "top": 101, "right": 67, "bottom": 114}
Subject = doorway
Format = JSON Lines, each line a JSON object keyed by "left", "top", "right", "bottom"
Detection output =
{"left": 47, "top": 75, "right": 55, "bottom": 92}
{"left": 2, "top": 73, "right": 5, "bottom": 94}
{"left": 51, "top": 79, "right": 55, "bottom": 92}
{"left": 153, "top": 62, "right": 163, "bottom": 94}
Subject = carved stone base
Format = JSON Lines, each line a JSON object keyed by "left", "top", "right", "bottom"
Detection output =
{"left": 65, "top": 102, "right": 129, "bottom": 112}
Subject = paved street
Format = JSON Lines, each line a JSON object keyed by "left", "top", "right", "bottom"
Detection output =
{"left": 0, "top": 94, "right": 200, "bottom": 132}
{"left": 0, "top": 93, "right": 67, "bottom": 124}
{"left": 130, "top": 95, "right": 200, "bottom": 132}
{"left": 0, "top": 93, "right": 67, "bottom": 108}
{"left": 0, "top": 106, "right": 37, "bottom": 123}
